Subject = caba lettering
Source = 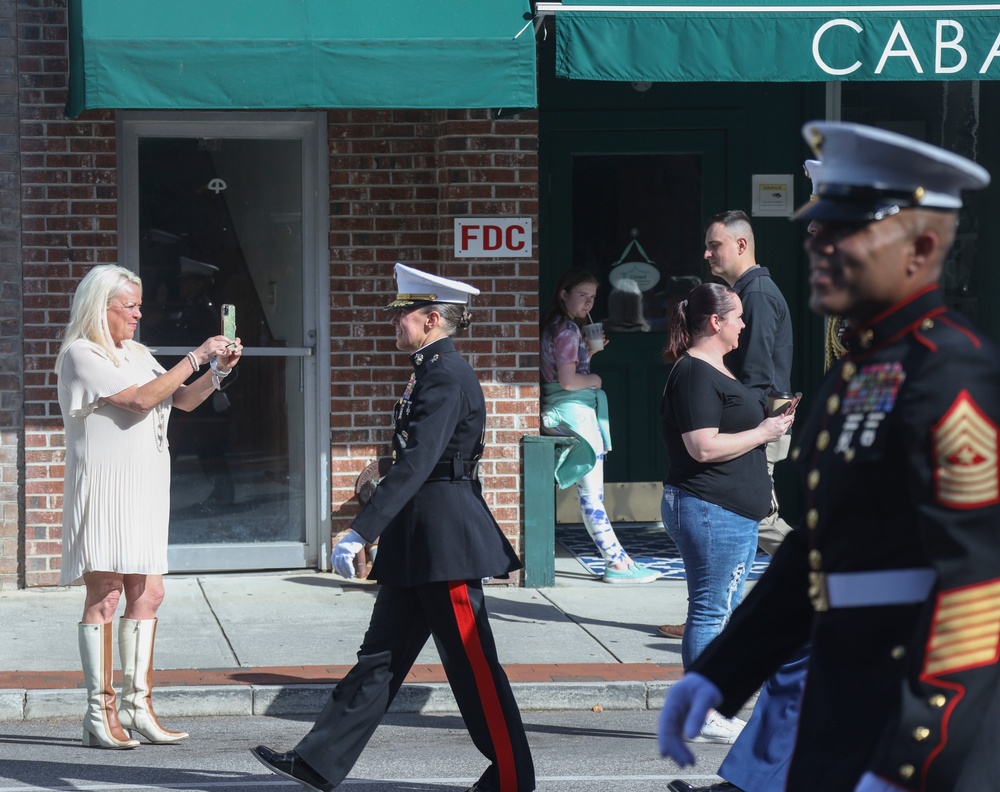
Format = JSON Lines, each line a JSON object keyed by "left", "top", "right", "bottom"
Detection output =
{"left": 812, "top": 18, "right": 1000, "bottom": 76}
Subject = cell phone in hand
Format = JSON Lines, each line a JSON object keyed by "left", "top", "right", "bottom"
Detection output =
{"left": 221, "top": 304, "right": 236, "bottom": 350}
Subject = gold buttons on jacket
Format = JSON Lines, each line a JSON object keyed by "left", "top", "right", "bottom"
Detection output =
{"left": 921, "top": 318, "right": 934, "bottom": 331}
{"left": 808, "top": 571, "right": 829, "bottom": 612}
{"left": 791, "top": 446, "right": 800, "bottom": 461}
{"left": 899, "top": 765, "right": 915, "bottom": 780}
{"left": 891, "top": 645, "right": 906, "bottom": 660}
{"left": 842, "top": 361, "right": 857, "bottom": 380}
{"left": 929, "top": 694, "right": 947, "bottom": 708}
{"left": 817, "top": 431, "right": 830, "bottom": 451}
{"left": 827, "top": 394, "right": 840, "bottom": 414}
{"left": 809, "top": 549, "right": 822, "bottom": 570}
{"left": 808, "top": 470, "right": 821, "bottom": 490}
{"left": 844, "top": 448, "right": 856, "bottom": 462}
{"left": 913, "top": 727, "right": 930, "bottom": 741}
{"left": 860, "top": 329, "right": 874, "bottom": 348}
{"left": 807, "top": 509, "right": 819, "bottom": 529}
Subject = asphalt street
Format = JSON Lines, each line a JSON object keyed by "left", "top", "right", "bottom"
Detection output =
{"left": 0, "top": 710, "right": 743, "bottom": 792}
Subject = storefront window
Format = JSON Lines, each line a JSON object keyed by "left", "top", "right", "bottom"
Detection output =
{"left": 571, "top": 154, "right": 703, "bottom": 333}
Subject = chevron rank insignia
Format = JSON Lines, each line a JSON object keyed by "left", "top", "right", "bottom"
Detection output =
{"left": 932, "top": 390, "right": 1000, "bottom": 509}
{"left": 924, "top": 578, "right": 1000, "bottom": 677}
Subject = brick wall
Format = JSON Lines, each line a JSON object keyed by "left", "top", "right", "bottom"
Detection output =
{"left": 18, "top": 0, "right": 118, "bottom": 586}
{"left": 0, "top": 0, "right": 21, "bottom": 590}
{"left": 7, "top": 1, "right": 541, "bottom": 586}
{"left": 326, "top": 110, "right": 540, "bottom": 576}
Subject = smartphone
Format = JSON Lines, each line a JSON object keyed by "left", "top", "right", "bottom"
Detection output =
{"left": 221, "top": 304, "right": 237, "bottom": 350}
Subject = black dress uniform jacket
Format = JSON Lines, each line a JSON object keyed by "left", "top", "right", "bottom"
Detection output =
{"left": 352, "top": 335, "right": 522, "bottom": 585}
{"left": 691, "top": 285, "right": 1000, "bottom": 791}
{"left": 295, "top": 334, "right": 534, "bottom": 792}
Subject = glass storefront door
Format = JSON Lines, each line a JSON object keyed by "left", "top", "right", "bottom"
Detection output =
{"left": 118, "top": 112, "right": 329, "bottom": 572}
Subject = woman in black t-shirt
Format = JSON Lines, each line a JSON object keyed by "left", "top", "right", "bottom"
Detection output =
{"left": 660, "top": 282, "right": 796, "bottom": 743}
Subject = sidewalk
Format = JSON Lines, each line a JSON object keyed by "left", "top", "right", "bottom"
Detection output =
{"left": 0, "top": 544, "right": 692, "bottom": 722}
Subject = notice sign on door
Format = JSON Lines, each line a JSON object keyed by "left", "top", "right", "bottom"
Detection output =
{"left": 751, "top": 174, "right": 794, "bottom": 217}
{"left": 454, "top": 217, "right": 532, "bottom": 258}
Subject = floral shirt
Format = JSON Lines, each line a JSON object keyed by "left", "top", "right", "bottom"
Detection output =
{"left": 541, "top": 318, "right": 589, "bottom": 384}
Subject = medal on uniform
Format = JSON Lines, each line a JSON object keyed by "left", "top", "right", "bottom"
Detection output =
{"left": 402, "top": 373, "right": 416, "bottom": 401}
{"left": 835, "top": 362, "right": 905, "bottom": 453}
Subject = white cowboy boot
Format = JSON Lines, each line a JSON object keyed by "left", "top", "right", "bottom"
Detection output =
{"left": 78, "top": 622, "right": 139, "bottom": 749}
{"left": 118, "top": 618, "right": 189, "bottom": 743}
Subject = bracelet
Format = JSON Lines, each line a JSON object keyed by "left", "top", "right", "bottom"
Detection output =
{"left": 210, "top": 357, "right": 231, "bottom": 377}
{"left": 210, "top": 356, "right": 232, "bottom": 391}
{"left": 186, "top": 351, "right": 200, "bottom": 372}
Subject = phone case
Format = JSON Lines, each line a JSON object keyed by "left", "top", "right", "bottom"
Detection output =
{"left": 221, "top": 304, "right": 236, "bottom": 349}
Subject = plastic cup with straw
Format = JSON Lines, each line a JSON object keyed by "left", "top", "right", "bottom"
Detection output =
{"left": 583, "top": 311, "right": 604, "bottom": 353}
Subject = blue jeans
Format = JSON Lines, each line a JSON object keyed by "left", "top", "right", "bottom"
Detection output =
{"left": 661, "top": 485, "right": 759, "bottom": 669}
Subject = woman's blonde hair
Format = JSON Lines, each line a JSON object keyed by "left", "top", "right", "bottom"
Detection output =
{"left": 55, "top": 265, "right": 153, "bottom": 372}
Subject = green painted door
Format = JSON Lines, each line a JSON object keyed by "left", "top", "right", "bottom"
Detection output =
{"left": 540, "top": 129, "right": 727, "bottom": 485}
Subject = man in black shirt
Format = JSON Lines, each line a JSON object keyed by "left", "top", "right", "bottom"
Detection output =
{"left": 704, "top": 209, "right": 794, "bottom": 554}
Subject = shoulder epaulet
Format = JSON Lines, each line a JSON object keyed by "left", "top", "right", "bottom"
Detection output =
{"left": 914, "top": 314, "right": 982, "bottom": 353}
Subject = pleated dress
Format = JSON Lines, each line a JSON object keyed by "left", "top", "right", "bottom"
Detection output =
{"left": 58, "top": 339, "right": 172, "bottom": 586}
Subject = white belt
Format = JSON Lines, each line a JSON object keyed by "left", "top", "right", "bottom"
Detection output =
{"left": 826, "top": 568, "right": 937, "bottom": 608}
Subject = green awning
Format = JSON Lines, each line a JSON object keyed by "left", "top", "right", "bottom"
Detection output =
{"left": 538, "top": 0, "right": 1000, "bottom": 82}
{"left": 66, "top": 0, "right": 537, "bottom": 117}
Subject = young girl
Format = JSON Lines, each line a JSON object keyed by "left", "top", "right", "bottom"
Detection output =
{"left": 539, "top": 269, "right": 659, "bottom": 584}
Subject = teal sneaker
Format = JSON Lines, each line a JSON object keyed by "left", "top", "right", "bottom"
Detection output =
{"left": 602, "top": 562, "right": 661, "bottom": 584}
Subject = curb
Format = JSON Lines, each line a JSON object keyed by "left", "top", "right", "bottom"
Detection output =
{"left": 0, "top": 680, "right": 680, "bottom": 723}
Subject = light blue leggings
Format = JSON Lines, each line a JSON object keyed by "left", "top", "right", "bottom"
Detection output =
{"left": 576, "top": 455, "right": 628, "bottom": 567}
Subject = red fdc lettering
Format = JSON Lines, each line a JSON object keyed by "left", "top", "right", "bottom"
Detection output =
{"left": 484, "top": 225, "right": 503, "bottom": 251}
{"left": 461, "top": 225, "right": 480, "bottom": 252}
{"left": 454, "top": 218, "right": 531, "bottom": 257}
{"left": 507, "top": 226, "right": 525, "bottom": 251}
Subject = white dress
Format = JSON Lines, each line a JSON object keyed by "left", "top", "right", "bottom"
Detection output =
{"left": 58, "top": 339, "right": 172, "bottom": 586}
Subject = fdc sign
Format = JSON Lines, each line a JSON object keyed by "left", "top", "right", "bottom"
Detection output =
{"left": 454, "top": 218, "right": 532, "bottom": 258}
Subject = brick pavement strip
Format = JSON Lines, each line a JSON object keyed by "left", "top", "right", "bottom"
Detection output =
{"left": 1, "top": 663, "right": 684, "bottom": 691}
{"left": 0, "top": 663, "right": 687, "bottom": 722}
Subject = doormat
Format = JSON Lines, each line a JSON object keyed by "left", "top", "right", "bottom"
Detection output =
{"left": 555, "top": 522, "right": 771, "bottom": 581}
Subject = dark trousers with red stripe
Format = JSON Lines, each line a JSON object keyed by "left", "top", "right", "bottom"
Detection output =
{"left": 294, "top": 580, "right": 535, "bottom": 792}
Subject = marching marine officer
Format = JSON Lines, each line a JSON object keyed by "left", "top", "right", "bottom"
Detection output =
{"left": 251, "top": 263, "right": 535, "bottom": 792}
{"left": 659, "top": 121, "right": 1000, "bottom": 791}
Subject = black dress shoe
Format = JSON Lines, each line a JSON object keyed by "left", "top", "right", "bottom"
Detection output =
{"left": 250, "top": 745, "right": 333, "bottom": 792}
{"left": 667, "top": 781, "right": 742, "bottom": 792}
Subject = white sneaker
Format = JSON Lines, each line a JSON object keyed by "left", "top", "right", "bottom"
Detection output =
{"left": 686, "top": 710, "right": 746, "bottom": 744}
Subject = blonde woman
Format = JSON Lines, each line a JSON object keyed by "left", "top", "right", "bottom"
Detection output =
{"left": 57, "top": 264, "right": 241, "bottom": 748}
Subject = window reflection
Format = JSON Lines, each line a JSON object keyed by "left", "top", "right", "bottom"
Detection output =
{"left": 571, "top": 153, "right": 704, "bottom": 333}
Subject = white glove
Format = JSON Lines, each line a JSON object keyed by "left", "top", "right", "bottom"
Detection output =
{"left": 658, "top": 672, "right": 723, "bottom": 766}
{"left": 332, "top": 529, "right": 365, "bottom": 578}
